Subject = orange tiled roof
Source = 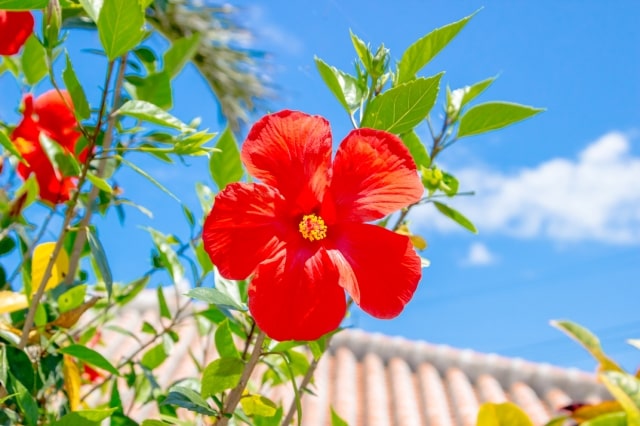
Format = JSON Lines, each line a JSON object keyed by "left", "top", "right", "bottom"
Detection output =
{"left": 92, "top": 290, "right": 608, "bottom": 425}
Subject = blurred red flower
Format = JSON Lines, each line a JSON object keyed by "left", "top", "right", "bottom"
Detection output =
{"left": 0, "top": 10, "right": 34, "bottom": 55}
{"left": 203, "top": 110, "right": 424, "bottom": 341}
{"left": 11, "top": 90, "right": 83, "bottom": 205}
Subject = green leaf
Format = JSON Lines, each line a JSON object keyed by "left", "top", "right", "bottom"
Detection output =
{"left": 57, "top": 284, "right": 87, "bottom": 313}
{"left": 315, "top": 56, "right": 363, "bottom": 113}
{"left": 448, "top": 76, "right": 496, "bottom": 115}
{"left": 349, "top": 30, "right": 373, "bottom": 74}
{"left": 400, "top": 131, "right": 430, "bottom": 168}
{"left": 40, "top": 134, "right": 81, "bottom": 177}
{"left": 157, "top": 286, "right": 171, "bottom": 319}
{"left": 163, "top": 386, "right": 217, "bottom": 416}
{"left": 0, "top": 237, "right": 14, "bottom": 256}
{"left": 185, "top": 287, "right": 246, "bottom": 311}
{"left": 0, "top": 130, "right": 26, "bottom": 164}
{"left": 141, "top": 421, "right": 171, "bottom": 426}
{"left": 599, "top": 371, "right": 640, "bottom": 425}
{"left": 97, "top": 0, "right": 144, "bottom": 60}
{"left": 331, "top": 408, "right": 349, "bottom": 426}
{"left": 8, "top": 373, "right": 38, "bottom": 426}
{"left": 476, "top": 402, "right": 534, "bottom": 426}
{"left": 215, "top": 319, "right": 240, "bottom": 359}
{"left": 141, "top": 341, "right": 169, "bottom": 370}
{"left": 209, "top": 127, "right": 243, "bottom": 190}
{"left": 21, "top": 35, "right": 47, "bottom": 86}
{"left": 63, "top": 53, "right": 91, "bottom": 120}
{"left": 163, "top": 33, "right": 201, "bottom": 78}
{"left": 124, "top": 71, "right": 173, "bottom": 110}
{"left": 50, "top": 409, "right": 117, "bottom": 426}
{"left": 118, "top": 156, "right": 181, "bottom": 202}
{"left": 201, "top": 357, "right": 244, "bottom": 397}
{"left": 86, "top": 228, "right": 113, "bottom": 299}
{"left": 433, "top": 201, "right": 477, "bottom": 233}
{"left": 550, "top": 320, "right": 622, "bottom": 371}
{"left": 457, "top": 102, "right": 544, "bottom": 138}
{"left": 440, "top": 171, "right": 459, "bottom": 196}
{"left": 116, "top": 100, "right": 193, "bottom": 132}
{"left": 0, "top": 0, "right": 47, "bottom": 9}
{"left": 361, "top": 73, "right": 443, "bottom": 134}
{"left": 59, "top": 344, "right": 120, "bottom": 376}
{"left": 582, "top": 412, "right": 628, "bottom": 426}
{"left": 241, "top": 395, "right": 277, "bottom": 417}
{"left": 86, "top": 172, "right": 113, "bottom": 193}
{"left": 78, "top": 0, "right": 103, "bottom": 23}
{"left": 146, "top": 227, "right": 184, "bottom": 283}
{"left": 396, "top": 12, "right": 476, "bottom": 85}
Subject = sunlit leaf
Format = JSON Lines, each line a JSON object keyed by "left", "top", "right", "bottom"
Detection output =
{"left": 433, "top": 201, "right": 477, "bottom": 233}
{"left": 241, "top": 394, "right": 277, "bottom": 417}
{"left": 209, "top": 127, "right": 243, "bottom": 190}
{"left": 0, "top": 291, "right": 28, "bottom": 314}
{"left": 315, "top": 56, "right": 363, "bottom": 113}
{"left": 21, "top": 35, "right": 47, "bottom": 86}
{"left": 201, "top": 357, "right": 244, "bottom": 397}
{"left": 164, "top": 33, "right": 201, "bottom": 78}
{"left": 141, "top": 341, "right": 169, "bottom": 370}
{"left": 40, "top": 134, "right": 81, "bottom": 177}
{"left": 86, "top": 172, "right": 113, "bottom": 193}
{"left": 572, "top": 401, "right": 624, "bottom": 423}
{"left": 59, "top": 344, "right": 119, "bottom": 376}
{"left": 31, "top": 242, "right": 70, "bottom": 294}
{"left": 97, "top": 0, "right": 144, "bottom": 60}
{"left": 186, "top": 287, "right": 245, "bottom": 311}
{"left": 361, "top": 73, "right": 442, "bottom": 134}
{"left": 78, "top": 0, "right": 103, "bottom": 22}
{"left": 349, "top": 30, "right": 373, "bottom": 74}
{"left": 0, "top": 130, "right": 26, "bottom": 164}
{"left": 0, "top": 0, "right": 48, "bottom": 9}
{"left": 400, "top": 130, "right": 430, "bottom": 168}
{"left": 57, "top": 285, "right": 87, "bottom": 313}
{"left": 116, "top": 100, "right": 193, "bottom": 132}
{"left": 582, "top": 412, "right": 628, "bottom": 426}
{"left": 599, "top": 371, "right": 640, "bottom": 424}
{"left": 458, "top": 102, "right": 544, "bottom": 138}
{"left": 476, "top": 402, "right": 534, "bottom": 426}
{"left": 62, "top": 355, "right": 81, "bottom": 411}
{"left": 551, "top": 320, "right": 622, "bottom": 371}
{"left": 63, "top": 53, "right": 91, "bottom": 120}
{"left": 125, "top": 71, "right": 173, "bottom": 110}
{"left": 396, "top": 11, "right": 476, "bottom": 84}
{"left": 331, "top": 408, "right": 349, "bottom": 426}
{"left": 52, "top": 296, "right": 100, "bottom": 329}
{"left": 145, "top": 227, "right": 184, "bottom": 283}
{"left": 215, "top": 319, "right": 240, "bottom": 359}
{"left": 448, "top": 76, "right": 496, "bottom": 116}
{"left": 157, "top": 286, "right": 171, "bottom": 319}
{"left": 50, "top": 409, "right": 117, "bottom": 426}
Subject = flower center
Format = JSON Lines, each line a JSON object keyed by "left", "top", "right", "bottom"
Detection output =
{"left": 298, "top": 214, "right": 328, "bottom": 241}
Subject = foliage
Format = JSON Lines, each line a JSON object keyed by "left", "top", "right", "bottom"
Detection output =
{"left": 0, "top": 3, "right": 542, "bottom": 425}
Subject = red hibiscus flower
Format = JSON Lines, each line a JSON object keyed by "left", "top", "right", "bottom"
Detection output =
{"left": 0, "top": 10, "right": 34, "bottom": 56}
{"left": 203, "top": 110, "right": 424, "bottom": 341}
{"left": 11, "top": 90, "right": 82, "bottom": 205}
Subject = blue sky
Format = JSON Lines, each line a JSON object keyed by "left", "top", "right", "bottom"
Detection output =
{"left": 2, "top": 1, "right": 639, "bottom": 372}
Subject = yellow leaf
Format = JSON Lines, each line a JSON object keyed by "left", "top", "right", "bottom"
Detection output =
{"left": 396, "top": 224, "right": 428, "bottom": 250}
{"left": 31, "top": 242, "right": 70, "bottom": 295}
{"left": 0, "top": 291, "right": 28, "bottom": 314}
{"left": 63, "top": 354, "right": 81, "bottom": 411}
{"left": 572, "top": 401, "right": 623, "bottom": 422}
{"left": 476, "top": 402, "right": 534, "bottom": 426}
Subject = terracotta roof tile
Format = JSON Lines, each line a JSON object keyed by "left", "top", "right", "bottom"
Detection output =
{"left": 92, "top": 292, "right": 610, "bottom": 425}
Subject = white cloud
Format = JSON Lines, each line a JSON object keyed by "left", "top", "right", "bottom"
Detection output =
{"left": 464, "top": 243, "right": 498, "bottom": 266}
{"left": 413, "top": 132, "right": 640, "bottom": 244}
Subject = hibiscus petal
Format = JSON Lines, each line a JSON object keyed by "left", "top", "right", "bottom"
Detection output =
{"left": 0, "top": 11, "right": 34, "bottom": 56}
{"left": 249, "top": 247, "right": 346, "bottom": 341}
{"left": 241, "top": 110, "right": 331, "bottom": 213}
{"left": 328, "top": 128, "right": 423, "bottom": 222}
{"left": 203, "top": 182, "right": 290, "bottom": 280}
{"left": 327, "top": 223, "right": 421, "bottom": 319}
{"left": 33, "top": 90, "right": 80, "bottom": 151}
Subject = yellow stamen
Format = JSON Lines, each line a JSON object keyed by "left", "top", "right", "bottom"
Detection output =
{"left": 298, "top": 214, "right": 328, "bottom": 241}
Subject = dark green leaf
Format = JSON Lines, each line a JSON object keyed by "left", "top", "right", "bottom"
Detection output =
{"left": 215, "top": 319, "right": 240, "bottom": 359}
{"left": 0, "top": 237, "right": 16, "bottom": 256}
{"left": 97, "top": 0, "right": 145, "bottom": 60}
{"left": 433, "top": 201, "right": 477, "bottom": 233}
{"left": 86, "top": 228, "right": 113, "bottom": 299}
{"left": 57, "top": 284, "right": 87, "bottom": 313}
{"left": 163, "top": 33, "right": 201, "bottom": 78}
{"left": 8, "top": 373, "right": 38, "bottom": 426}
{"left": 157, "top": 286, "right": 171, "bottom": 319}
{"left": 162, "top": 386, "right": 217, "bottom": 416}
{"left": 59, "top": 344, "right": 120, "bottom": 376}
{"left": 209, "top": 127, "right": 243, "bottom": 190}
{"left": 50, "top": 409, "right": 117, "bottom": 426}
{"left": 63, "top": 53, "right": 91, "bottom": 120}
{"left": 396, "top": 12, "right": 476, "bottom": 84}
{"left": 21, "top": 35, "right": 47, "bottom": 86}
{"left": 331, "top": 408, "right": 349, "bottom": 426}
{"left": 201, "top": 357, "right": 244, "bottom": 397}
{"left": 0, "top": 0, "right": 48, "bottom": 9}
{"left": 40, "top": 134, "right": 81, "bottom": 177}
{"left": 315, "top": 56, "right": 363, "bottom": 113}
{"left": 116, "top": 100, "right": 193, "bottom": 131}
{"left": 186, "top": 287, "right": 245, "bottom": 311}
{"left": 458, "top": 102, "right": 544, "bottom": 138}
{"left": 0, "top": 130, "right": 26, "bottom": 164}
{"left": 400, "top": 131, "right": 430, "bottom": 168}
{"left": 361, "top": 73, "right": 443, "bottom": 134}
